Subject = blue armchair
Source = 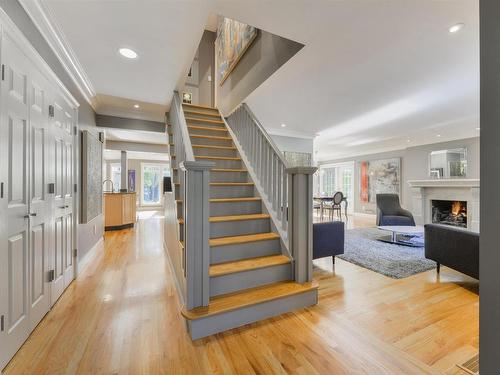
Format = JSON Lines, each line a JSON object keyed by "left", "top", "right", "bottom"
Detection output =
{"left": 313, "top": 221, "right": 345, "bottom": 264}
{"left": 376, "top": 194, "right": 415, "bottom": 226}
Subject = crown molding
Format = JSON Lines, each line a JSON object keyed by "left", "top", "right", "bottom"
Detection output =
{"left": 19, "top": 0, "right": 97, "bottom": 109}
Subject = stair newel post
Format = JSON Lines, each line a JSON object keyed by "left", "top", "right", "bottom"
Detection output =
{"left": 181, "top": 160, "right": 215, "bottom": 309}
{"left": 286, "top": 166, "right": 318, "bottom": 283}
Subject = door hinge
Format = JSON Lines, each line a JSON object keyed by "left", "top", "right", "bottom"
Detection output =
{"left": 74, "top": 183, "right": 77, "bottom": 193}
{"left": 74, "top": 126, "right": 77, "bottom": 136}
{"left": 0, "top": 182, "right": 3, "bottom": 198}
{"left": 73, "top": 248, "right": 78, "bottom": 258}
{"left": 48, "top": 270, "right": 55, "bottom": 282}
{"left": 1, "top": 315, "right": 4, "bottom": 332}
{"left": 48, "top": 105, "right": 54, "bottom": 118}
{"left": 1, "top": 64, "right": 5, "bottom": 81}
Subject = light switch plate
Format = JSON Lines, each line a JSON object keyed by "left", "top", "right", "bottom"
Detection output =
{"left": 208, "top": 75, "right": 212, "bottom": 82}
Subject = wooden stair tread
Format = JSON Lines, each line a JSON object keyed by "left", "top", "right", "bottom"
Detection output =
{"left": 210, "top": 255, "right": 290, "bottom": 277}
{"left": 195, "top": 156, "right": 241, "bottom": 161}
{"left": 181, "top": 281, "right": 318, "bottom": 320}
{"left": 185, "top": 117, "right": 224, "bottom": 124}
{"left": 178, "top": 213, "right": 270, "bottom": 225}
{"left": 192, "top": 144, "right": 236, "bottom": 150}
{"left": 183, "top": 109, "right": 221, "bottom": 118}
{"left": 176, "top": 197, "right": 260, "bottom": 204}
{"left": 209, "top": 232, "right": 280, "bottom": 247}
{"left": 190, "top": 134, "right": 232, "bottom": 141}
{"left": 188, "top": 125, "right": 227, "bottom": 132}
{"left": 182, "top": 103, "right": 218, "bottom": 111}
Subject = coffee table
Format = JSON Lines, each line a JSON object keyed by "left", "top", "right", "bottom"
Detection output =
{"left": 377, "top": 225, "right": 424, "bottom": 247}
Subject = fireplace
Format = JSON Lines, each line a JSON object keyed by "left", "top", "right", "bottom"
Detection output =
{"left": 431, "top": 200, "right": 467, "bottom": 228}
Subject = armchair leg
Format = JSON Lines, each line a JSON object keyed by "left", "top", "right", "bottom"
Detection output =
{"left": 436, "top": 262, "right": 440, "bottom": 274}
{"left": 332, "top": 256, "right": 335, "bottom": 267}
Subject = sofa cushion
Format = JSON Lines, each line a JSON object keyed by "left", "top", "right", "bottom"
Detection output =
{"left": 379, "top": 215, "right": 415, "bottom": 226}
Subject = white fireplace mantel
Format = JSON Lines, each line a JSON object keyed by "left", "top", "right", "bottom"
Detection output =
{"left": 407, "top": 179, "right": 480, "bottom": 232}
{"left": 407, "top": 179, "right": 480, "bottom": 188}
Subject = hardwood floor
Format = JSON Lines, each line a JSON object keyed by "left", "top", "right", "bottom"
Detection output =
{"left": 3, "top": 212, "right": 478, "bottom": 375}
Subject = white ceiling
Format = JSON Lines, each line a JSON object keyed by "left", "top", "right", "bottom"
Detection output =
{"left": 40, "top": 0, "right": 212, "bottom": 115}
{"left": 33, "top": 0, "right": 479, "bottom": 160}
{"left": 104, "top": 128, "right": 167, "bottom": 145}
{"left": 213, "top": 0, "right": 479, "bottom": 161}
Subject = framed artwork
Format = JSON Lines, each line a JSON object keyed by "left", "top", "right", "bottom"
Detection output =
{"left": 182, "top": 92, "right": 192, "bottom": 104}
{"left": 216, "top": 17, "right": 258, "bottom": 85}
{"left": 128, "top": 169, "right": 136, "bottom": 192}
{"left": 359, "top": 158, "right": 401, "bottom": 203}
{"left": 81, "top": 130, "right": 103, "bottom": 223}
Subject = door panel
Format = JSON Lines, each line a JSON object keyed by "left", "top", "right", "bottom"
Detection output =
{"left": 0, "top": 34, "right": 32, "bottom": 369}
{"left": 8, "top": 233, "right": 27, "bottom": 331}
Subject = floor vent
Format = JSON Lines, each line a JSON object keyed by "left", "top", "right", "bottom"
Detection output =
{"left": 456, "top": 353, "right": 479, "bottom": 375}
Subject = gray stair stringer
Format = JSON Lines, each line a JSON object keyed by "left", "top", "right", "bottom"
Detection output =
{"left": 187, "top": 288, "right": 318, "bottom": 339}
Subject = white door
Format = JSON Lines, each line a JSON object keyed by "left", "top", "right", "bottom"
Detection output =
{"left": 51, "top": 97, "right": 75, "bottom": 305}
{"left": 0, "top": 32, "right": 33, "bottom": 369}
{"left": 28, "top": 68, "right": 51, "bottom": 330}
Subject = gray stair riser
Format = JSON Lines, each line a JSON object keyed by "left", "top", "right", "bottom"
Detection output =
{"left": 179, "top": 218, "right": 269, "bottom": 239}
{"left": 183, "top": 113, "right": 221, "bottom": 121}
{"left": 186, "top": 120, "right": 226, "bottom": 129}
{"left": 169, "top": 144, "right": 175, "bottom": 154}
{"left": 193, "top": 146, "right": 237, "bottom": 157}
{"left": 210, "top": 263, "right": 292, "bottom": 297}
{"left": 209, "top": 185, "right": 254, "bottom": 198}
{"left": 210, "top": 238, "right": 281, "bottom": 264}
{"left": 176, "top": 200, "right": 261, "bottom": 216}
{"left": 209, "top": 218, "right": 270, "bottom": 238}
{"left": 189, "top": 128, "right": 229, "bottom": 137}
{"left": 209, "top": 200, "right": 262, "bottom": 216}
{"left": 197, "top": 158, "right": 242, "bottom": 169}
{"left": 210, "top": 171, "right": 248, "bottom": 183}
{"left": 187, "top": 289, "right": 318, "bottom": 340}
{"left": 190, "top": 137, "right": 233, "bottom": 147}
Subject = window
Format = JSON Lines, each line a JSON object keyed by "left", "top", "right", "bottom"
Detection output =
{"left": 314, "top": 162, "right": 355, "bottom": 212}
{"left": 111, "top": 163, "right": 121, "bottom": 192}
{"left": 141, "top": 163, "right": 169, "bottom": 206}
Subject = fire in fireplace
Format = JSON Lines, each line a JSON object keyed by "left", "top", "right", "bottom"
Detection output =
{"left": 431, "top": 200, "right": 467, "bottom": 228}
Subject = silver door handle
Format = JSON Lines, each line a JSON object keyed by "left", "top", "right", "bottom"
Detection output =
{"left": 30, "top": 212, "right": 37, "bottom": 216}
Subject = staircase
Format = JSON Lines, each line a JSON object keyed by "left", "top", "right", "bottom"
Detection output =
{"left": 167, "top": 102, "right": 318, "bottom": 339}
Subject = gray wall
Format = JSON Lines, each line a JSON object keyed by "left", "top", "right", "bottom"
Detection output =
{"left": 217, "top": 30, "right": 303, "bottom": 115}
{"left": 184, "top": 30, "right": 216, "bottom": 107}
{"left": 480, "top": 0, "right": 500, "bottom": 372}
{"left": 319, "top": 137, "right": 480, "bottom": 214}
{"left": 1, "top": 0, "right": 104, "bottom": 261}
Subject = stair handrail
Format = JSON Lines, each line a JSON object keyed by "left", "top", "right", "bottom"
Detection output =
{"left": 167, "top": 91, "right": 213, "bottom": 310}
{"left": 225, "top": 103, "right": 317, "bottom": 283}
{"left": 170, "top": 91, "right": 195, "bottom": 162}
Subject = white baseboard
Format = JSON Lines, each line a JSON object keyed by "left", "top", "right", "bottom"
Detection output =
{"left": 77, "top": 237, "right": 104, "bottom": 276}
{"left": 353, "top": 212, "right": 377, "bottom": 218}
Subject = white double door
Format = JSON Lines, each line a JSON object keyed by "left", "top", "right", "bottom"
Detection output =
{"left": 0, "top": 29, "right": 76, "bottom": 369}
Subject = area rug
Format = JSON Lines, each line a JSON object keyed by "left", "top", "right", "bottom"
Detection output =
{"left": 337, "top": 227, "right": 436, "bottom": 279}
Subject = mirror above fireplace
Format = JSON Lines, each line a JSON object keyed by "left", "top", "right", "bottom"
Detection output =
{"left": 428, "top": 148, "right": 467, "bottom": 179}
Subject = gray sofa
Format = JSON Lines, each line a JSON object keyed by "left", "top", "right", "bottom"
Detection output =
{"left": 424, "top": 224, "right": 479, "bottom": 279}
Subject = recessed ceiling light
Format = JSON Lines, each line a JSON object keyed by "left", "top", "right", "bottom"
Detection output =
{"left": 134, "top": 104, "right": 140, "bottom": 109}
{"left": 437, "top": 134, "right": 441, "bottom": 137}
{"left": 406, "top": 139, "right": 411, "bottom": 143}
{"left": 119, "top": 48, "right": 138, "bottom": 59}
{"left": 281, "top": 123, "right": 286, "bottom": 128}
{"left": 448, "top": 23, "right": 465, "bottom": 33}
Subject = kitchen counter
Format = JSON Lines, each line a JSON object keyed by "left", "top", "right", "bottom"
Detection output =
{"left": 104, "top": 192, "right": 137, "bottom": 230}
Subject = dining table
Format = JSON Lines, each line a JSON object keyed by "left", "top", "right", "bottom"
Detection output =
{"left": 313, "top": 195, "right": 349, "bottom": 221}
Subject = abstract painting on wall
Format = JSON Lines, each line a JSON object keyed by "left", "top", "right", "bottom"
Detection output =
{"left": 359, "top": 158, "right": 401, "bottom": 203}
{"left": 216, "top": 17, "right": 258, "bottom": 85}
{"left": 81, "top": 130, "right": 103, "bottom": 223}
